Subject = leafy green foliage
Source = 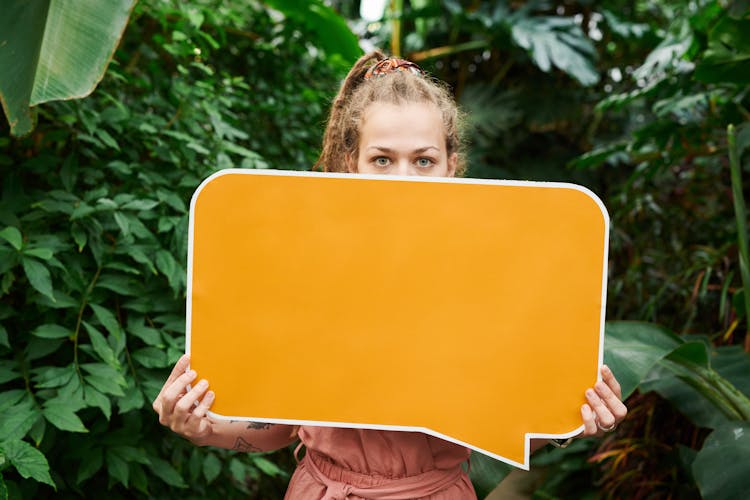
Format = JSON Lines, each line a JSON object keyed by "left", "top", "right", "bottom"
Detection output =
{"left": 378, "top": 0, "right": 750, "bottom": 496}
{"left": 692, "top": 422, "right": 750, "bottom": 499}
{"left": 2, "top": 0, "right": 749, "bottom": 497}
{"left": 0, "top": 0, "right": 342, "bottom": 496}
{"left": 0, "top": 0, "right": 136, "bottom": 136}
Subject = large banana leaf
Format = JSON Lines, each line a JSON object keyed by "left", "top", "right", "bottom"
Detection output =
{"left": 0, "top": 0, "right": 135, "bottom": 136}
{"left": 692, "top": 422, "right": 750, "bottom": 499}
{"left": 603, "top": 321, "right": 681, "bottom": 398}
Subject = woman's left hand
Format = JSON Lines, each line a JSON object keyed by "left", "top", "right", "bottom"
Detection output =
{"left": 580, "top": 364, "right": 627, "bottom": 437}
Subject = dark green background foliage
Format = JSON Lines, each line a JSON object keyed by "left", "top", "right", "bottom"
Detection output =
{"left": 0, "top": 0, "right": 341, "bottom": 497}
{"left": 2, "top": 0, "right": 750, "bottom": 498}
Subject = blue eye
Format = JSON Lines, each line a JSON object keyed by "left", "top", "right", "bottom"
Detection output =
{"left": 416, "top": 158, "right": 434, "bottom": 168}
{"left": 374, "top": 157, "right": 390, "bottom": 167}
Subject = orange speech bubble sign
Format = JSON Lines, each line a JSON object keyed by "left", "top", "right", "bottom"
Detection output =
{"left": 187, "top": 169, "right": 608, "bottom": 469}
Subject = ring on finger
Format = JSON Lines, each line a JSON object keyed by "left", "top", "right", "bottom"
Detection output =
{"left": 597, "top": 421, "right": 617, "bottom": 432}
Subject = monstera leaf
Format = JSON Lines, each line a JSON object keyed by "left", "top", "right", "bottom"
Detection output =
{"left": 0, "top": 0, "right": 135, "bottom": 136}
{"left": 510, "top": 16, "right": 600, "bottom": 86}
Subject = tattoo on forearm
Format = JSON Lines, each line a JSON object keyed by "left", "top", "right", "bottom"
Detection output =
{"left": 233, "top": 437, "right": 262, "bottom": 452}
{"left": 247, "top": 422, "right": 275, "bottom": 430}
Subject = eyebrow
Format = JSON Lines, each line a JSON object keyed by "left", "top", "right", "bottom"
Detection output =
{"left": 365, "top": 146, "right": 440, "bottom": 154}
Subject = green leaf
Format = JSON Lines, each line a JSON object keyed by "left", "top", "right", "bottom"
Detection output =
{"left": 71, "top": 224, "right": 87, "bottom": 251}
{"left": 117, "top": 379, "right": 144, "bottom": 414}
{"left": 0, "top": 324, "right": 8, "bottom": 348}
{"left": 83, "top": 384, "right": 111, "bottom": 420}
{"left": 95, "top": 129, "right": 120, "bottom": 150}
{"left": 0, "top": 440, "right": 55, "bottom": 488}
{"left": 641, "top": 363, "right": 730, "bottom": 429}
{"left": 693, "top": 423, "right": 750, "bottom": 499}
{"left": 694, "top": 17, "right": 750, "bottom": 84}
{"left": 113, "top": 211, "right": 130, "bottom": 237}
{"left": 468, "top": 451, "right": 512, "bottom": 498}
{"left": 228, "top": 458, "right": 247, "bottom": 483}
{"left": 0, "top": 398, "right": 40, "bottom": 441}
{"left": 0, "top": 390, "right": 26, "bottom": 412}
{"left": 25, "top": 337, "right": 65, "bottom": 361}
{"left": 121, "top": 199, "right": 159, "bottom": 211}
{"left": 21, "top": 257, "right": 55, "bottom": 302}
{"left": 56, "top": 371, "right": 86, "bottom": 408}
{"left": 89, "top": 303, "right": 121, "bottom": 339}
{"left": 603, "top": 321, "right": 682, "bottom": 398}
{"left": 23, "top": 247, "right": 53, "bottom": 260}
{"left": 31, "top": 323, "right": 71, "bottom": 339}
{"left": 0, "top": 361, "right": 20, "bottom": 384}
{"left": 150, "top": 457, "right": 188, "bottom": 488}
{"left": 713, "top": 345, "right": 750, "bottom": 396}
{"left": 42, "top": 401, "right": 88, "bottom": 433}
{"left": 105, "top": 448, "right": 129, "bottom": 487}
{"left": 252, "top": 455, "right": 286, "bottom": 477}
{"left": 109, "top": 445, "right": 150, "bottom": 465}
{"left": 95, "top": 273, "right": 139, "bottom": 296}
{"left": 82, "top": 321, "right": 119, "bottom": 367}
{"left": 510, "top": 17, "right": 599, "bottom": 86}
{"left": 131, "top": 347, "right": 168, "bottom": 368}
{"left": 203, "top": 453, "right": 221, "bottom": 484}
{"left": 127, "top": 320, "right": 162, "bottom": 346}
{"left": 76, "top": 447, "right": 103, "bottom": 484}
{"left": 81, "top": 362, "right": 126, "bottom": 396}
{"left": 31, "top": 363, "right": 75, "bottom": 389}
{"left": 665, "top": 341, "right": 710, "bottom": 368}
{"left": 264, "top": 0, "right": 361, "bottom": 64}
{"left": 644, "top": 339, "right": 750, "bottom": 424}
{"left": 155, "top": 249, "right": 180, "bottom": 290}
{"left": 0, "top": 0, "right": 136, "bottom": 136}
{"left": 0, "top": 227, "right": 22, "bottom": 250}
{"left": 28, "top": 417, "right": 45, "bottom": 447}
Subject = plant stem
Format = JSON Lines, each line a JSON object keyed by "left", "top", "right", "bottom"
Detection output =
{"left": 728, "top": 124, "right": 750, "bottom": 329}
{"left": 409, "top": 40, "right": 488, "bottom": 62}
{"left": 390, "top": 0, "right": 403, "bottom": 57}
{"left": 73, "top": 265, "right": 103, "bottom": 371}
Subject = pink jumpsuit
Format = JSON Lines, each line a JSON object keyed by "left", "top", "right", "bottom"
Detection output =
{"left": 284, "top": 426, "right": 476, "bottom": 499}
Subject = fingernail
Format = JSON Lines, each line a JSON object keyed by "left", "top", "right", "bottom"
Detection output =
{"left": 196, "top": 379, "right": 208, "bottom": 389}
{"left": 586, "top": 389, "right": 595, "bottom": 398}
{"left": 602, "top": 365, "right": 611, "bottom": 373}
{"left": 187, "top": 370, "right": 197, "bottom": 379}
{"left": 205, "top": 391, "right": 215, "bottom": 400}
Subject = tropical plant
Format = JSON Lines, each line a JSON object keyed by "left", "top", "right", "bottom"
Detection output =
{"left": 365, "top": 0, "right": 750, "bottom": 497}
{"left": 0, "top": 0, "right": 136, "bottom": 137}
{"left": 0, "top": 0, "right": 355, "bottom": 497}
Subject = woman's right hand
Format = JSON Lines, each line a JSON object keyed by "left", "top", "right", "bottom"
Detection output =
{"left": 152, "top": 354, "right": 216, "bottom": 445}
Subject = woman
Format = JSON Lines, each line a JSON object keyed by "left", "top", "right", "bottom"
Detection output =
{"left": 153, "top": 51, "right": 627, "bottom": 499}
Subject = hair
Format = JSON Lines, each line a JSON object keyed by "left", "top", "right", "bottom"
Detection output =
{"left": 315, "top": 51, "right": 466, "bottom": 175}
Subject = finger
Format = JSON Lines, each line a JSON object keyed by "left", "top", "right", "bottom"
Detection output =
{"left": 191, "top": 390, "right": 215, "bottom": 419}
{"left": 174, "top": 378, "right": 209, "bottom": 416}
{"left": 594, "top": 380, "right": 628, "bottom": 422}
{"left": 156, "top": 354, "right": 191, "bottom": 400}
{"left": 165, "top": 354, "right": 191, "bottom": 387}
{"left": 601, "top": 365, "right": 622, "bottom": 399}
{"left": 581, "top": 404, "right": 598, "bottom": 436}
{"left": 159, "top": 369, "right": 198, "bottom": 415}
{"left": 587, "top": 388, "right": 616, "bottom": 430}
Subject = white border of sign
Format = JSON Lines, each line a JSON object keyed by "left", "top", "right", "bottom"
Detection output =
{"left": 185, "top": 169, "right": 610, "bottom": 471}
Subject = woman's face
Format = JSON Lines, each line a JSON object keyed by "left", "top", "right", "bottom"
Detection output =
{"left": 352, "top": 102, "right": 457, "bottom": 177}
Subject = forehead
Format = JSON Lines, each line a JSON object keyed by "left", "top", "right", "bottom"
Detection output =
{"left": 360, "top": 102, "right": 445, "bottom": 147}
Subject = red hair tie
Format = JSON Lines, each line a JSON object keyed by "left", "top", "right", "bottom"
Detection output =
{"left": 364, "top": 58, "right": 425, "bottom": 79}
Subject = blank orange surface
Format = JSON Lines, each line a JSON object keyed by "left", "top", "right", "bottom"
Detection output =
{"left": 187, "top": 170, "right": 608, "bottom": 469}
